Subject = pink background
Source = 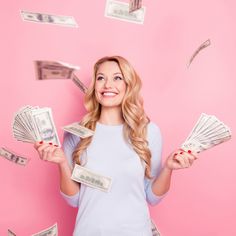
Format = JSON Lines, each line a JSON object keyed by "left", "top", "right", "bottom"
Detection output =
{"left": 0, "top": 0, "right": 235, "bottom": 235}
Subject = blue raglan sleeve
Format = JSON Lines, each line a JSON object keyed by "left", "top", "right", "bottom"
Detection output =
{"left": 60, "top": 131, "right": 81, "bottom": 207}
{"left": 144, "top": 122, "right": 167, "bottom": 206}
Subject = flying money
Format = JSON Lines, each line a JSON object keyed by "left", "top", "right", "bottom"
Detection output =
{"left": 72, "top": 74, "right": 88, "bottom": 93}
{"left": 181, "top": 113, "right": 231, "bottom": 154}
{"left": 129, "top": 0, "right": 142, "bottom": 13}
{"left": 71, "top": 164, "right": 112, "bottom": 192}
{"left": 13, "top": 106, "right": 61, "bottom": 146}
{"left": 187, "top": 39, "right": 211, "bottom": 68}
{"left": 150, "top": 219, "right": 161, "bottom": 236}
{"left": 62, "top": 122, "right": 94, "bottom": 138}
{"left": 0, "top": 147, "right": 29, "bottom": 166}
{"left": 8, "top": 229, "right": 16, "bottom": 236}
{"left": 21, "top": 10, "right": 78, "bottom": 27}
{"left": 35, "top": 61, "right": 80, "bottom": 80}
{"left": 31, "top": 223, "right": 58, "bottom": 236}
{"left": 105, "top": 0, "right": 145, "bottom": 24}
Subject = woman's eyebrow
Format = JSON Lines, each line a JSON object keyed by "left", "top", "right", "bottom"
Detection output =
{"left": 96, "top": 73, "right": 104, "bottom": 76}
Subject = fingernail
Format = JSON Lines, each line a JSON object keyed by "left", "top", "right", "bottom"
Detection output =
{"left": 49, "top": 142, "right": 53, "bottom": 145}
{"left": 54, "top": 144, "right": 59, "bottom": 147}
{"left": 188, "top": 150, "right": 192, "bottom": 154}
{"left": 180, "top": 151, "right": 183, "bottom": 154}
{"left": 39, "top": 141, "right": 43, "bottom": 144}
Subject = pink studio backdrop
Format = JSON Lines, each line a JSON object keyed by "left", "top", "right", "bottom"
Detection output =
{"left": 0, "top": 0, "right": 235, "bottom": 235}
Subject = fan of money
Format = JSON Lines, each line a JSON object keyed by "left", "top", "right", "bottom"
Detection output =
{"left": 12, "top": 105, "right": 61, "bottom": 146}
{"left": 181, "top": 113, "right": 231, "bottom": 154}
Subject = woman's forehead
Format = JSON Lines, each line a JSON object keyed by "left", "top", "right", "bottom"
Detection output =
{"left": 96, "top": 61, "right": 121, "bottom": 73}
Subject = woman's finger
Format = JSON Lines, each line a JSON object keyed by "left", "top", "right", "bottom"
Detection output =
{"left": 46, "top": 146, "right": 58, "bottom": 161}
{"left": 174, "top": 153, "right": 187, "bottom": 168}
{"left": 41, "top": 145, "right": 54, "bottom": 161}
{"left": 180, "top": 148, "right": 198, "bottom": 160}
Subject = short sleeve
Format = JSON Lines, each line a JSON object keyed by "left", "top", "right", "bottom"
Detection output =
{"left": 62, "top": 131, "right": 80, "bottom": 168}
{"left": 144, "top": 122, "right": 166, "bottom": 206}
{"left": 60, "top": 131, "right": 81, "bottom": 207}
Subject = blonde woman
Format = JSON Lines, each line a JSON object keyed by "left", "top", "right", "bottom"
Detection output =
{"left": 34, "top": 56, "right": 196, "bottom": 236}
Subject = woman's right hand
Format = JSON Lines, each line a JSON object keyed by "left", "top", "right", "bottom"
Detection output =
{"left": 34, "top": 141, "right": 67, "bottom": 165}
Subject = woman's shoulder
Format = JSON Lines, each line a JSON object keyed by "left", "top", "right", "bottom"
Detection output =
{"left": 63, "top": 131, "right": 81, "bottom": 149}
{"left": 147, "top": 121, "right": 162, "bottom": 142}
{"left": 147, "top": 121, "right": 161, "bottom": 134}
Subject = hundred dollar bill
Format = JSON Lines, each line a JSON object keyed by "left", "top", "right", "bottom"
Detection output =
{"left": 181, "top": 113, "right": 231, "bottom": 154}
{"left": 8, "top": 229, "right": 16, "bottom": 236}
{"left": 20, "top": 10, "right": 78, "bottom": 27}
{"left": 30, "top": 108, "right": 60, "bottom": 146}
{"left": 72, "top": 74, "right": 88, "bottom": 93}
{"left": 31, "top": 223, "right": 58, "bottom": 236}
{"left": 71, "top": 164, "right": 112, "bottom": 192}
{"left": 35, "top": 61, "right": 80, "bottom": 80}
{"left": 129, "top": 0, "right": 142, "bottom": 13}
{"left": 105, "top": 0, "right": 145, "bottom": 24}
{"left": 62, "top": 122, "right": 94, "bottom": 138}
{"left": 0, "top": 147, "right": 29, "bottom": 166}
{"left": 150, "top": 219, "right": 161, "bottom": 236}
{"left": 13, "top": 106, "right": 61, "bottom": 146}
{"left": 187, "top": 39, "right": 211, "bottom": 68}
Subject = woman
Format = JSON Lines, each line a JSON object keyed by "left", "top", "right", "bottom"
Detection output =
{"left": 34, "top": 56, "right": 197, "bottom": 236}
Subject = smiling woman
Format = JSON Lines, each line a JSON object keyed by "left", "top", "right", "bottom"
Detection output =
{"left": 95, "top": 60, "right": 127, "bottom": 112}
{"left": 34, "top": 56, "right": 197, "bottom": 236}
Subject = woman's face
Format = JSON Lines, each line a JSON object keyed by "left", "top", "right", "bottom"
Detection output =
{"left": 95, "top": 61, "right": 127, "bottom": 108}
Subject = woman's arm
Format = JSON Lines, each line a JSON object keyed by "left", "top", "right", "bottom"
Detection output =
{"left": 34, "top": 142, "right": 80, "bottom": 196}
{"left": 152, "top": 149, "right": 197, "bottom": 196}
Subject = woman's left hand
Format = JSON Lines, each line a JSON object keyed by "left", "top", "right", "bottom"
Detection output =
{"left": 165, "top": 149, "right": 198, "bottom": 170}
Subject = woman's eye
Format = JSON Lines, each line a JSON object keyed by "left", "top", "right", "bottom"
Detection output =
{"left": 114, "top": 76, "right": 123, "bottom": 80}
{"left": 96, "top": 76, "right": 104, "bottom": 80}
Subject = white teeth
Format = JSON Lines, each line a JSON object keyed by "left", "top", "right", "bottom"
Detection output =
{"left": 103, "top": 92, "right": 116, "bottom": 96}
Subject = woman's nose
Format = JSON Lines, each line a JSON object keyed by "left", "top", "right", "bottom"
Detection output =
{"left": 104, "top": 78, "right": 113, "bottom": 88}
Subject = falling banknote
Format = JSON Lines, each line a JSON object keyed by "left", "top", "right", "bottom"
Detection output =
{"left": 62, "top": 122, "right": 94, "bottom": 138}
{"left": 72, "top": 74, "right": 88, "bottom": 93}
{"left": 13, "top": 106, "right": 60, "bottom": 146}
{"left": 129, "top": 0, "right": 142, "bottom": 13}
{"left": 187, "top": 39, "right": 211, "bottom": 68}
{"left": 181, "top": 113, "right": 231, "bottom": 154}
{"left": 8, "top": 229, "right": 16, "bottom": 236}
{"left": 31, "top": 223, "right": 58, "bottom": 236}
{"left": 20, "top": 10, "right": 78, "bottom": 27}
{"left": 34, "top": 60, "right": 80, "bottom": 80}
{"left": 0, "top": 147, "right": 29, "bottom": 166}
{"left": 150, "top": 219, "right": 161, "bottom": 236}
{"left": 71, "top": 164, "right": 112, "bottom": 192}
{"left": 105, "top": 0, "right": 145, "bottom": 24}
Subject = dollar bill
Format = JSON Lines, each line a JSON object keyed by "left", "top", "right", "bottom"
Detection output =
{"left": 150, "top": 219, "right": 161, "bottom": 236}
{"left": 72, "top": 74, "right": 88, "bottom": 93}
{"left": 129, "top": 0, "right": 142, "bottom": 13}
{"left": 13, "top": 106, "right": 61, "bottom": 146}
{"left": 62, "top": 122, "right": 94, "bottom": 138}
{"left": 71, "top": 164, "right": 112, "bottom": 192}
{"left": 31, "top": 223, "right": 58, "bottom": 236}
{"left": 0, "top": 147, "right": 29, "bottom": 166}
{"left": 30, "top": 108, "right": 60, "bottom": 145}
{"left": 21, "top": 10, "right": 78, "bottom": 27}
{"left": 8, "top": 229, "right": 16, "bottom": 236}
{"left": 187, "top": 39, "right": 211, "bottom": 68}
{"left": 35, "top": 61, "right": 80, "bottom": 80}
{"left": 181, "top": 113, "right": 231, "bottom": 154}
{"left": 105, "top": 0, "right": 145, "bottom": 24}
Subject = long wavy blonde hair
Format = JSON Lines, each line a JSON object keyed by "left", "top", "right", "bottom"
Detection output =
{"left": 73, "top": 56, "right": 152, "bottom": 178}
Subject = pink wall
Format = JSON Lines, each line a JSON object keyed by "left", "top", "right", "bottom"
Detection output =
{"left": 0, "top": 0, "right": 235, "bottom": 235}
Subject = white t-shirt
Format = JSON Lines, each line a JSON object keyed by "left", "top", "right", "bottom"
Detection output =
{"left": 61, "top": 121, "right": 165, "bottom": 236}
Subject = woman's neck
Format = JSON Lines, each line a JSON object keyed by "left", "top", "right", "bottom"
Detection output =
{"left": 98, "top": 106, "right": 124, "bottom": 125}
